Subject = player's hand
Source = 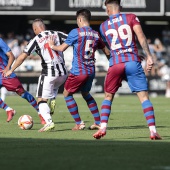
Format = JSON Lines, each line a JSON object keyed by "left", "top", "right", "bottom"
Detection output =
{"left": 2, "top": 67, "right": 10, "bottom": 77}
{"left": 146, "top": 56, "right": 154, "bottom": 72}
{"left": 4, "top": 70, "right": 13, "bottom": 77}
{"left": 48, "top": 35, "right": 55, "bottom": 47}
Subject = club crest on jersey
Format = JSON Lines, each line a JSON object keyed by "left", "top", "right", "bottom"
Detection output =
{"left": 108, "top": 16, "right": 123, "bottom": 25}
{"left": 135, "top": 17, "right": 140, "bottom": 22}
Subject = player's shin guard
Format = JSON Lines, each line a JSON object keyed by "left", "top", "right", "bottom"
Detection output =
{"left": 142, "top": 100, "right": 156, "bottom": 132}
{"left": 83, "top": 94, "right": 100, "bottom": 125}
{"left": 38, "top": 101, "right": 52, "bottom": 124}
{"left": 21, "top": 91, "right": 39, "bottom": 112}
{"left": 100, "top": 100, "right": 112, "bottom": 129}
{"left": 64, "top": 96, "right": 81, "bottom": 124}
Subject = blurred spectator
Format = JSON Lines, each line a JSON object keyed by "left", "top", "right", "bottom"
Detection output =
{"left": 154, "top": 38, "right": 166, "bottom": 60}
{"left": 20, "top": 39, "right": 28, "bottom": 52}
{"left": 8, "top": 39, "right": 21, "bottom": 58}
{"left": 162, "top": 26, "right": 170, "bottom": 48}
{"left": 157, "top": 63, "right": 170, "bottom": 98}
{"left": 25, "top": 51, "right": 41, "bottom": 72}
{"left": 6, "top": 32, "right": 15, "bottom": 45}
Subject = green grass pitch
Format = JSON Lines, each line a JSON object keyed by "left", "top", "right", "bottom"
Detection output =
{"left": 0, "top": 95, "right": 170, "bottom": 170}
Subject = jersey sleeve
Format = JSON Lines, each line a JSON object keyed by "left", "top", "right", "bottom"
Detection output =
{"left": 0, "top": 38, "right": 11, "bottom": 54}
{"left": 23, "top": 38, "right": 36, "bottom": 55}
{"left": 131, "top": 14, "right": 140, "bottom": 27}
{"left": 57, "top": 31, "right": 68, "bottom": 43}
{"left": 99, "top": 24, "right": 110, "bottom": 50}
{"left": 65, "top": 29, "right": 78, "bottom": 46}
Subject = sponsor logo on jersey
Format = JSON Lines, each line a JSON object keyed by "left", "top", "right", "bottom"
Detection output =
{"left": 116, "top": 48, "right": 132, "bottom": 55}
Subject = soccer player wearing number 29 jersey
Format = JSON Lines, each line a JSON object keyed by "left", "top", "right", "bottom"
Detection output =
{"left": 48, "top": 9, "right": 110, "bottom": 130}
{"left": 93, "top": 0, "right": 161, "bottom": 140}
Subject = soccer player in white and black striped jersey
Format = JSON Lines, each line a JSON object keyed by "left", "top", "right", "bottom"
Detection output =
{"left": 5, "top": 19, "right": 68, "bottom": 132}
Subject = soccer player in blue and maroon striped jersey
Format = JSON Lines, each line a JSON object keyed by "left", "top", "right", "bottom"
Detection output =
{"left": 0, "top": 38, "right": 40, "bottom": 123}
{"left": 93, "top": 0, "right": 161, "bottom": 140}
{"left": 48, "top": 9, "right": 110, "bottom": 130}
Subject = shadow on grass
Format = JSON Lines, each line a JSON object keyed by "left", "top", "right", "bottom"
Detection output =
{"left": 34, "top": 121, "right": 90, "bottom": 125}
{"left": 108, "top": 125, "right": 167, "bottom": 130}
{"left": 34, "top": 121, "right": 74, "bottom": 125}
{"left": 0, "top": 138, "right": 170, "bottom": 170}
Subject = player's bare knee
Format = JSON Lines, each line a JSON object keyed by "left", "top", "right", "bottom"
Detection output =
{"left": 63, "top": 89, "right": 71, "bottom": 97}
{"left": 105, "top": 92, "right": 114, "bottom": 101}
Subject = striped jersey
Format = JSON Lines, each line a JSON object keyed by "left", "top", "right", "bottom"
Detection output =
{"left": 100, "top": 13, "right": 141, "bottom": 67}
{"left": 24, "top": 30, "right": 67, "bottom": 77}
{"left": 65, "top": 26, "right": 105, "bottom": 75}
{"left": 0, "top": 38, "right": 16, "bottom": 79}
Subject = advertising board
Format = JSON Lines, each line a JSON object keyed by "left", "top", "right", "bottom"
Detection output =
{"left": 0, "top": 0, "right": 164, "bottom": 16}
{"left": 0, "top": 0, "right": 51, "bottom": 15}
{"left": 165, "top": 0, "right": 170, "bottom": 16}
{"left": 54, "top": 0, "right": 164, "bottom": 16}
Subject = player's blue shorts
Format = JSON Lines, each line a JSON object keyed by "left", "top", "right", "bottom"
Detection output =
{"left": 105, "top": 61, "right": 148, "bottom": 93}
{"left": 125, "top": 61, "right": 148, "bottom": 92}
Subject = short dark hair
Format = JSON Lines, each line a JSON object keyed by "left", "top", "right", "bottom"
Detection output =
{"left": 76, "top": 9, "right": 91, "bottom": 22}
{"left": 33, "top": 18, "right": 44, "bottom": 23}
{"left": 32, "top": 18, "right": 46, "bottom": 29}
{"left": 105, "top": 0, "right": 121, "bottom": 6}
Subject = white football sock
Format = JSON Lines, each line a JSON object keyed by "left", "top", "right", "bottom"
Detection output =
{"left": 149, "top": 126, "right": 156, "bottom": 133}
{"left": 1, "top": 87, "right": 7, "bottom": 101}
{"left": 39, "top": 103, "right": 52, "bottom": 124}
{"left": 6, "top": 107, "right": 13, "bottom": 111}
{"left": 101, "top": 123, "right": 107, "bottom": 129}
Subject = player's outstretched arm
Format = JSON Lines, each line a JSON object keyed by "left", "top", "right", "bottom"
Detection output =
{"left": 5, "top": 53, "right": 28, "bottom": 77}
{"left": 48, "top": 36, "right": 69, "bottom": 52}
{"left": 2, "top": 51, "right": 15, "bottom": 76}
{"left": 51, "top": 43, "right": 69, "bottom": 52}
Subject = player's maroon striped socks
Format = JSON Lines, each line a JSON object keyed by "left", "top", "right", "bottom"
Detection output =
{"left": 100, "top": 100, "right": 112, "bottom": 129}
{"left": 21, "top": 91, "right": 39, "bottom": 112}
{"left": 142, "top": 100, "right": 156, "bottom": 132}
{"left": 0, "top": 98, "right": 8, "bottom": 110}
{"left": 83, "top": 94, "right": 100, "bottom": 125}
{"left": 65, "top": 96, "right": 81, "bottom": 124}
